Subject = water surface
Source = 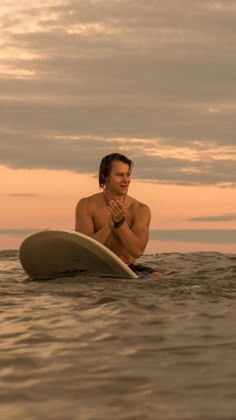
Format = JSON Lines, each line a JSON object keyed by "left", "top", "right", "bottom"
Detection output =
{"left": 1, "top": 251, "right": 236, "bottom": 419}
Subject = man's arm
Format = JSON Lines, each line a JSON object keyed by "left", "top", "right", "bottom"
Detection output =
{"left": 110, "top": 202, "right": 151, "bottom": 259}
{"left": 75, "top": 198, "right": 113, "bottom": 244}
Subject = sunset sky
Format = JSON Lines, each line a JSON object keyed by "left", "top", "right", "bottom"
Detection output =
{"left": 0, "top": 0, "right": 235, "bottom": 254}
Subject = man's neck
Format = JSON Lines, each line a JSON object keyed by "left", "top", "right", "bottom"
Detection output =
{"left": 103, "top": 190, "right": 126, "bottom": 204}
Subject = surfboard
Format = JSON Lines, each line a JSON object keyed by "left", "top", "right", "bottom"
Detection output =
{"left": 19, "top": 229, "right": 138, "bottom": 280}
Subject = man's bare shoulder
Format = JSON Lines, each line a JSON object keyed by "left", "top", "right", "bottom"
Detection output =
{"left": 127, "top": 196, "right": 151, "bottom": 228}
{"left": 77, "top": 193, "right": 103, "bottom": 205}
{"left": 128, "top": 196, "right": 150, "bottom": 212}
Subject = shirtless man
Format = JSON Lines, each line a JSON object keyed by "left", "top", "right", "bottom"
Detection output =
{"left": 75, "top": 153, "right": 153, "bottom": 273}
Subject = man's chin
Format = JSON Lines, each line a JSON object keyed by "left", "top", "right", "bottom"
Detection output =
{"left": 119, "top": 189, "right": 128, "bottom": 195}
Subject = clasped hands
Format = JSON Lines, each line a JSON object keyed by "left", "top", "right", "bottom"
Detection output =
{"left": 107, "top": 199, "right": 126, "bottom": 227}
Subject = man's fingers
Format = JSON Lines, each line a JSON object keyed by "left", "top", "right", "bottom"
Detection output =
{"left": 108, "top": 200, "right": 125, "bottom": 222}
{"left": 110, "top": 200, "right": 123, "bottom": 209}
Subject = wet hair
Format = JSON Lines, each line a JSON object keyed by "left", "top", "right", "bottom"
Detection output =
{"left": 99, "top": 153, "right": 134, "bottom": 188}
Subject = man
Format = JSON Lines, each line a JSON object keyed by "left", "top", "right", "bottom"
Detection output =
{"left": 75, "top": 153, "right": 154, "bottom": 274}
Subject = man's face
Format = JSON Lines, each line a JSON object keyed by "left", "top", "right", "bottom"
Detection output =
{"left": 105, "top": 160, "right": 131, "bottom": 195}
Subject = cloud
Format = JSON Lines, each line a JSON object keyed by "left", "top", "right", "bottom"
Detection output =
{"left": 0, "top": 131, "right": 235, "bottom": 186}
{"left": 6, "top": 193, "right": 39, "bottom": 197}
{"left": 187, "top": 213, "right": 236, "bottom": 222}
{"left": 2, "top": 228, "right": 235, "bottom": 245}
{"left": 150, "top": 229, "right": 236, "bottom": 244}
{"left": 0, "top": 0, "right": 236, "bottom": 186}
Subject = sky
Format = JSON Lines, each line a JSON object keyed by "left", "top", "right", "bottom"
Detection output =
{"left": 0, "top": 0, "right": 235, "bottom": 254}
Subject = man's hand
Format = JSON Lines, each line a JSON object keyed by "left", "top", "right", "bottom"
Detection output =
{"left": 108, "top": 200, "right": 126, "bottom": 224}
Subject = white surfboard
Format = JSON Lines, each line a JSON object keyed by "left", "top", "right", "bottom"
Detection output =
{"left": 19, "top": 229, "right": 138, "bottom": 280}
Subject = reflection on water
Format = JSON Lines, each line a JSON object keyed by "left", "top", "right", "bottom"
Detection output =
{"left": 1, "top": 251, "right": 236, "bottom": 420}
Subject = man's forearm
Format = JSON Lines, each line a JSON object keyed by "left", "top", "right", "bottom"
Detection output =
{"left": 90, "top": 224, "right": 113, "bottom": 244}
{"left": 115, "top": 221, "right": 144, "bottom": 259}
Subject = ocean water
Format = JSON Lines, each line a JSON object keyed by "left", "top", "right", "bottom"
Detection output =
{"left": 1, "top": 250, "right": 236, "bottom": 420}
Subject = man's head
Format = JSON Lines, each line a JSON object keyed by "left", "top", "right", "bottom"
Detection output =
{"left": 99, "top": 153, "right": 133, "bottom": 190}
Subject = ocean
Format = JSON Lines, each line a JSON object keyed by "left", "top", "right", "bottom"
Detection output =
{"left": 1, "top": 250, "right": 236, "bottom": 420}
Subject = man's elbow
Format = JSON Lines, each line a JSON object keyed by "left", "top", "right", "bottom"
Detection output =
{"left": 132, "top": 247, "right": 144, "bottom": 259}
{"left": 135, "top": 240, "right": 149, "bottom": 258}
